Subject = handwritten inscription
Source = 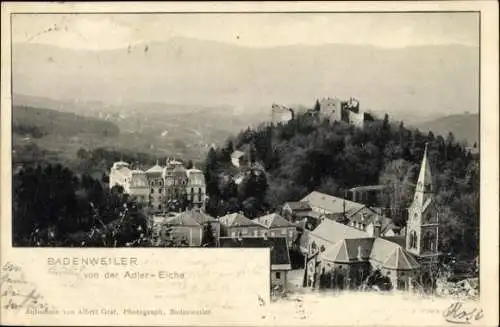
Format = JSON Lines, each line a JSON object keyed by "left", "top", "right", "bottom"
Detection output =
{"left": 443, "top": 301, "right": 483, "bottom": 324}
{"left": 1, "top": 261, "right": 53, "bottom": 314}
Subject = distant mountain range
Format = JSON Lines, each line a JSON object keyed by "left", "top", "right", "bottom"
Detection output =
{"left": 414, "top": 113, "right": 479, "bottom": 145}
{"left": 12, "top": 37, "right": 478, "bottom": 123}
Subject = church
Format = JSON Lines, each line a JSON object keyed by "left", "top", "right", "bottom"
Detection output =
{"left": 303, "top": 144, "right": 440, "bottom": 291}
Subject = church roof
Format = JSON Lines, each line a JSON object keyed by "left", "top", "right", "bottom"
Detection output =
{"left": 310, "top": 219, "right": 368, "bottom": 245}
{"left": 320, "top": 241, "right": 349, "bottom": 263}
{"left": 219, "top": 213, "right": 260, "bottom": 228}
{"left": 382, "top": 247, "right": 420, "bottom": 270}
{"left": 255, "top": 213, "right": 295, "bottom": 229}
{"left": 414, "top": 143, "right": 434, "bottom": 207}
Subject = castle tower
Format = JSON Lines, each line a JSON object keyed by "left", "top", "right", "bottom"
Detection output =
{"left": 406, "top": 143, "right": 440, "bottom": 264}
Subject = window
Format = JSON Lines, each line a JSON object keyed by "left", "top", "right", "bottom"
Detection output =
{"left": 242, "top": 228, "right": 248, "bottom": 235}
{"left": 151, "top": 188, "right": 154, "bottom": 194}
{"left": 281, "top": 229, "right": 286, "bottom": 235}
{"left": 158, "top": 205, "right": 162, "bottom": 210}
{"left": 231, "top": 231, "right": 236, "bottom": 237}
{"left": 409, "top": 230, "right": 418, "bottom": 249}
{"left": 191, "top": 188, "right": 194, "bottom": 194}
{"left": 159, "top": 188, "right": 162, "bottom": 194}
{"left": 253, "top": 230, "right": 259, "bottom": 236}
{"left": 423, "top": 231, "right": 435, "bottom": 252}
{"left": 275, "top": 272, "right": 281, "bottom": 280}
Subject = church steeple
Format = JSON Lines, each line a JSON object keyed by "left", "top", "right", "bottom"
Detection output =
{"left": 414, "top": 143, "right": 433, "bottom": 207}
{"left": 406, "top": 143, "right": 440, "bottom": 260}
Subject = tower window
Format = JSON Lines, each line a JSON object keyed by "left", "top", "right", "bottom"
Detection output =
{"left": 409, "top": 230, "right": 418, "bottom": 249}
{"left": 423, "top": 231, "right": 435, "bottom": 252}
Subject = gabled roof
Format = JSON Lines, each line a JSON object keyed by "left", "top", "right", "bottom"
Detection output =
{"left": 310, "top": 219, "right": 368, "bottom": 245}
{"left": 321, "top": 238, "right": 376, "bottom": 263}
{"left": 369, "top": 237, "right": 403, "bottom": 266}
{"left": 283, "top": 201, "right": 312, "bottom": 211}
{"left": 382, "top": 247, "right": 420, "bottom": 270}
{"left": 219, "top": 237, "right": 291, "bottom": 270}
{"left": 381, "top": 236, "right": 406, "bottom": 248}
{"left": 165, "top": 213, "right": 201, "bottom": 227}
{"left": 347, "top": 207, "right": 397, "bottom": 233}
{"left": 301, "top": 191, "right": 365, "bottom": 214}
{"left": 320, "top": 241, "right": 349, "bottom": 263}
{"left": 180, "top": 210, "right": 218, "bottom": 225}
{"left": 255, "top": 213, "right": 295, "bottom": 229}
{"left": 219, "top": 213, "right": 260, "bottom": 228}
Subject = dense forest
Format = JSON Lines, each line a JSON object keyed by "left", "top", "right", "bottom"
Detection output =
{"left": 203, "top": 110, "right": 479, "bottom": 260}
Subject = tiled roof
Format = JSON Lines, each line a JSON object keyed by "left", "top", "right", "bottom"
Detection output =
{"left": 255, "top": 213, "right": 295, "bottom": 229}
{"left": 165, "top": 213, "right": 201, "bottom": 227}
{"left": 381, "top": 236, "right": 406, "bottom": 248}
{"left": 382, "top": 247, "right": 420, "bottom": 270}
{"left": 284, "top": 201, "right": 312, "bottom": 211}
{"left": 219, "top": 213, "right": 259, "bottom": 228}
{"left": 219, "top": 236, "right": 291, "bottom": 269}
{"left": 180, "top": 210, "right": 217, "bottom": 225}
{"left": 301, "top": 191, "right": 365, "bottom": 214}
{"left": 320, "top": 238, "right": 375, "bottom": 263}
{"left": 369, "top": 237, "right": 403, "bottom": 266}
{"left": 310, "top": 219, "right": 368, "bottom": 245}
{"left": 347, "top": 207, "right": 397, "bottom": 234}
{"left": 320, "top": 241, "right": 349, "bottom": 263}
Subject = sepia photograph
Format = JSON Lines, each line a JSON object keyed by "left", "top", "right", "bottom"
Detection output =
{"left": 1, "top": 2, "right": 498, "bottom": 326}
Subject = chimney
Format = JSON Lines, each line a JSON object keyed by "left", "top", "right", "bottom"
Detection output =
{"left": 373, "top": 216, "right": 382, "bottom": 238}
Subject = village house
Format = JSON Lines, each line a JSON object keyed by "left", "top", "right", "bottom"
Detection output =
{"left": 230, "top": 150, "right": 248, "bottom": 168}
{"left": 186, "top": 210, "right": 221, "bottom": 244}
{"left": 302, "top": 145, "right": 440, "bottom": 291}
{"left": 162, "top": 212, "right": 203, "bottom": 247}
{"left": 301, "top": 191, "right": 365, "bottom": 215}
{"left": 254, "top": 213, "right": 297, "bottom": 246}
{"left": 219, "top": 212, "right": 266, "bottom": 237}
{"left": 219, "top": 236, "right": 292, "bottom": 294}
{"left": 281, "top": 201, "right": 312, "bottom": 221}
{"left": 151, "top": 210, "right": 219, "bottom": 247}
{"left": 344, "top": 206, "right": 401, "bottom": 237}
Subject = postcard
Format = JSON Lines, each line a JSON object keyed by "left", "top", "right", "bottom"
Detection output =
{"left": 1, "top": 1, "right": 498, "bottom": 326}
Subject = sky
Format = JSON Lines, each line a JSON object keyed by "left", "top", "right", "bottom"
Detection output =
{"left": 12, "top": 12, "right": 479, "bottom": 50}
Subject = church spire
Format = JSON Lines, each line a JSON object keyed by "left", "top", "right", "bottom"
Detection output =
{"left": 414, "top": 143, "right": 433, "bottom": 205}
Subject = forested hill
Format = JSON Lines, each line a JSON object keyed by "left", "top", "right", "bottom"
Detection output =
{"left": 204, "top": 112, "right": 479, "bottom": 259}
{"left": 414, "top": 113, "right": 479, "bottom": 146}
{"left": 13, "top": 105, "right": 120, "bottom": 137}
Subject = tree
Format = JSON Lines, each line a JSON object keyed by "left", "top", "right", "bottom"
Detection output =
{"left": 201, "top": 223, "right": 216, "bottom": 247}
{"left": 314, "top": 99, "right": 321, "bottom": 112}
